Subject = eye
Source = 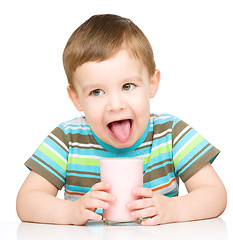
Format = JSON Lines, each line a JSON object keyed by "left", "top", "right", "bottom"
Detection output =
{"left": 91, "top": 89, "right": 104, "bottom": 96}
{"left": 122, "top": 83, "right": 135, "bottom": 91}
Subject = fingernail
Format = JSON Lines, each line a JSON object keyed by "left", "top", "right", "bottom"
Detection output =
{"left": 111, "top": 196, "right": 116, "bottom": 201}
{"left": 127, "top": 203, "right": 131, "bottom": 209}
{"left": 131, "top": 211, "right": 136, "bottom": 217}
{"left": 132, "top": 189, "right": 137, "bottom": 194}
{"left": 104, "top": 203, "right": 109, "bottom": 208}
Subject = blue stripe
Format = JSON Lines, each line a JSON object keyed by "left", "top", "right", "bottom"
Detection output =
{"left": 67, "top": 172, "right": 100, "bottom": 179}
{"left": 172, "top": 117, "right": 181, "bottom": 128}
{"left": 164, "top": 188, "right": 178, "bottom": 197}
{"left": 177, "top": 144, "right": 213, "bottom": 175}
{"left": 44, "top": 137, "right": 68, "bottom": 159}
{"left": 153, "top": 119, "right": 173, "bottom": 126}
{"left": 66, "top": 184, "right": 90, "bottom": 193}
{"left": 153, "top": 133, "right": 172, "bottom": 146}
{"left": 34, "top": 149, "right": 67, "bottom": 178}
{"left": 175, "top": 139, "right": 210, "bottom": 174}
{"left": 173, "top": 129, "right": 198, "bottom": 155}
{"left": 143, "top": 172, "right": 176, "bottom": 188}
{"left": 67, "top": 164, "right": 100, "bottom": 174}
{"left": 146, "top": 158, "right": 173, "bottom": 174}
{"left": 96, "top": 208, "right": 103, "bottom": 214}
{"left": 69, "top": 144, "right": 152, "bottom": 158}
{"left": 64, "top": 128, "right": 93, "bottom": 136}
{"left": 31, "top": 155, "right": 65, "bottom": 183}
{"left": 147, "top": 152, "right": 172, "bottom": 166}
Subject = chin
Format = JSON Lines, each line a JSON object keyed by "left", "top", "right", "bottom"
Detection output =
{"left": 110, "top": 138, "right": 136, "bottom": 149}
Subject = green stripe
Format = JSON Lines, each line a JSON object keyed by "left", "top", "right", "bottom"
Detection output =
{"left": 173, "top": 135, "right": 204, "bottom": 168}
{"left": 144, "top": 143, "right": 172, "bottom": 164}
{"left": 38, "top": 144, "right": 67, "bottom": 170}
{"left": 68, "top": 157, "right": 100, "bottom": 166}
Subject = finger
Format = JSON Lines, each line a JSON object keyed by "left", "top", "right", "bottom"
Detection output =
{"left": 141, "top": 215, "right": 161, "bottom": 226}
{"left": 84, "top": 209, "right": 102, "bottom": 221}
{"left": 85, "top": 197, "right": 110, "bottom": 210}
{"left": 127, "top": 198, "right": 153, "bottom": 210}
{"left": 89, "top": 190, "right": 115, "bottom": 202}
{"left": 91, "top": 182, "right": 110, "bottom": 191}
{"left": 131, "top": 207, "right": 156, "bottom": 219}
{"left": 133, "top": 187, "right": 153, "bottom": 198}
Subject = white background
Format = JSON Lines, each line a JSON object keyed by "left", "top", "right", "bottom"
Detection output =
{"left": 0, "top": 0, "right": 232, "bottom": 230}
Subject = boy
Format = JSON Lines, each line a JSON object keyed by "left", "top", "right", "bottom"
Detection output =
{"left": 16, "top": 14, "right": 227, "bottom": 226}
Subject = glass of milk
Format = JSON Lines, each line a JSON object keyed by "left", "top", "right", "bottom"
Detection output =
{"left": 100, "top": 158, "right": 143, "bottom": 225}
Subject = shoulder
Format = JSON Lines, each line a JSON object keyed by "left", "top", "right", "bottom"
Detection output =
{"left": 150, "top": 113, "right": 187, "bottom": 128}
{"left": 150, "top": 113, "right": 178, "bottom": 127}
{"left": 49, "top": 116, "right": 93, "bottom": 147}
{"left": 58, "top": 116, "right": 92, "bottom": 135}
{"left": 149, "top": 114, "right": 190, "bottom": 141}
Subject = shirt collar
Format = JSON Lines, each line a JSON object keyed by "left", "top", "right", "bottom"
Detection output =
{"left": 91, "top": 120, "right": 150, "bottom": 154}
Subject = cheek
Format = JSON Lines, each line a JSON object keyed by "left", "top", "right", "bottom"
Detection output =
{"left": 82, "top": 103, "right": 104, "bottom": 127}
{"left": 83, "top": 99, "right": 102, "bottom": 114}
{"left": 131, "top": 91, "right": 150, "bottom": 112}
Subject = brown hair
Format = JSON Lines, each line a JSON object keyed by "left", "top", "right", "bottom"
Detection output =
{"left": 63, "top": 14, "right": 156, "bottom": 87}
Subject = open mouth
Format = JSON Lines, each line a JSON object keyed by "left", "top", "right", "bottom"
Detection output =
{"left": 107, "top": 119, "right": 133, "bottom": 143}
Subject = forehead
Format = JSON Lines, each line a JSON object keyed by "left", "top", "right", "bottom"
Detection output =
{"left": 74, "top": 49, "right": 148, "bottom": 84}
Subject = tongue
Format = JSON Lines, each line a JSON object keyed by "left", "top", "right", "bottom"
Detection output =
{"left": 110, "top": 120, "right": 131, "bottom": 143}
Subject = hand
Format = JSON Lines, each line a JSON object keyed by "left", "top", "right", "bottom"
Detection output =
{"left": 127, "top": 187, "right": 176, "bottom": 226}
{"left": 71, "top": 182, "right": 115, "bottom": 225}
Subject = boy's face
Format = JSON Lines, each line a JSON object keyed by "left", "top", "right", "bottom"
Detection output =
{"left": 68, "top": 49, "right": 160, "bottom": 149}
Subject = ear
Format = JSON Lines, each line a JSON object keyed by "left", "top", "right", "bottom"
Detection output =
{"left": 149, "top": 69, "right": 161, "bottom": 98}
{"left": 67, "top": 86, "right": 83, "bottom": 111}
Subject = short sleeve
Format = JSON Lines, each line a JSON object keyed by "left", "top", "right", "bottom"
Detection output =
{"left": 25, "top": 124, "right": 69, "bottom": 190}
{"left": 172, "top": 117, "right": 220, "bottom": 182}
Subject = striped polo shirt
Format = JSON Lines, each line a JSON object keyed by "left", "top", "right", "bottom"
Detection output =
{"left": 25, "top": 113, "right": 220, "bottom": 200}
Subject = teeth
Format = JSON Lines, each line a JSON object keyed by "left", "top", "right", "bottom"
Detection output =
{"left": 108, "top": 119, "right": 132, "bottom": 128}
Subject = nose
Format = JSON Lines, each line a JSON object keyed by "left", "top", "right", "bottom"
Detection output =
{"left": 106, "top": 93, "right": 126, "bottom": 112}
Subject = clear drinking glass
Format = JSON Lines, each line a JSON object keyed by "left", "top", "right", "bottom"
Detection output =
{"left": 100, "top": 158, "right": 143, "bottom": 225}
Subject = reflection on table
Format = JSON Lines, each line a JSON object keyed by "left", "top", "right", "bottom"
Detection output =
{"left": 17, "top": 218, "right": 227, "bottom": 240}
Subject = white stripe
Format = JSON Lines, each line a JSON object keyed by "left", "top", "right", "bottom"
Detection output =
{"left": 42, "top": 142, "right": 67, "bottom": 164}
{"left": 140, "top": 153, "right": 151, "bottom": 159}
{"left": 152, "top": 177, "right": 178, "bottom": 195}
{"left": 50, "top": 133, "right": 69, "bottom": 152}
{"left": 63, "top": 117, "right": 87, "bottom": 127}
{"left": 173, "top": 133, "right": 199, "bottom": 160}
{"left": 64, "top": 126, "right": 90, "bottom": 131}
{"left": 153, "top": 129, "right": 172, "bottom": 139}
{"left": 173, "top": 126, "right": 191, "bottom": 145}
{"left": 150, "top": 115, "right": 172, "bottom": 125}
{"left": 69, "top": 153, "right": 153, "bottom": 162}
{"left": 69, "top": 154, "right": 102, "bottom": 159}
{"left": 139, "top": 141, "right": 153, "bottom": 148}
{"left": 151, "top": 140, "right": 172, "bottom": 152}
{"left": 156, "top": 115, "right": 173, "bottom": 120}
{"left": 65, "top": 194, "right": 82, "bottom": 201}
{"left": 69, "top": 142, "right": 104, "bottom": 149}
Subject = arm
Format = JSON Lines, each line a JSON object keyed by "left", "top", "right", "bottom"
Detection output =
{"left": 174, "top": 162, "right": 227, "bottom": 222}
{"left": 16, "top": 171, "right": 114, "bottom": 225}
{"left": 128, "top": 163, "right": 227, "bottom": 225}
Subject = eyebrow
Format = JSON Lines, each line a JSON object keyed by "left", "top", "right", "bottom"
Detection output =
{"left": 122, "top": 76, "right": 143, "bottom": 84}
{"left": 126, "top": 76, "right": 143, "bottom": 82}
{"left": 82, "top": 75, "right": 143, "bottom": 93}
{"left": 82, "top": 84, "right": 102, "bottom": 93}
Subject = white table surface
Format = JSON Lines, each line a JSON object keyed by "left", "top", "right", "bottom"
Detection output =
{"left": 0, "top": 217, "right": 230, "bottom": 240}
